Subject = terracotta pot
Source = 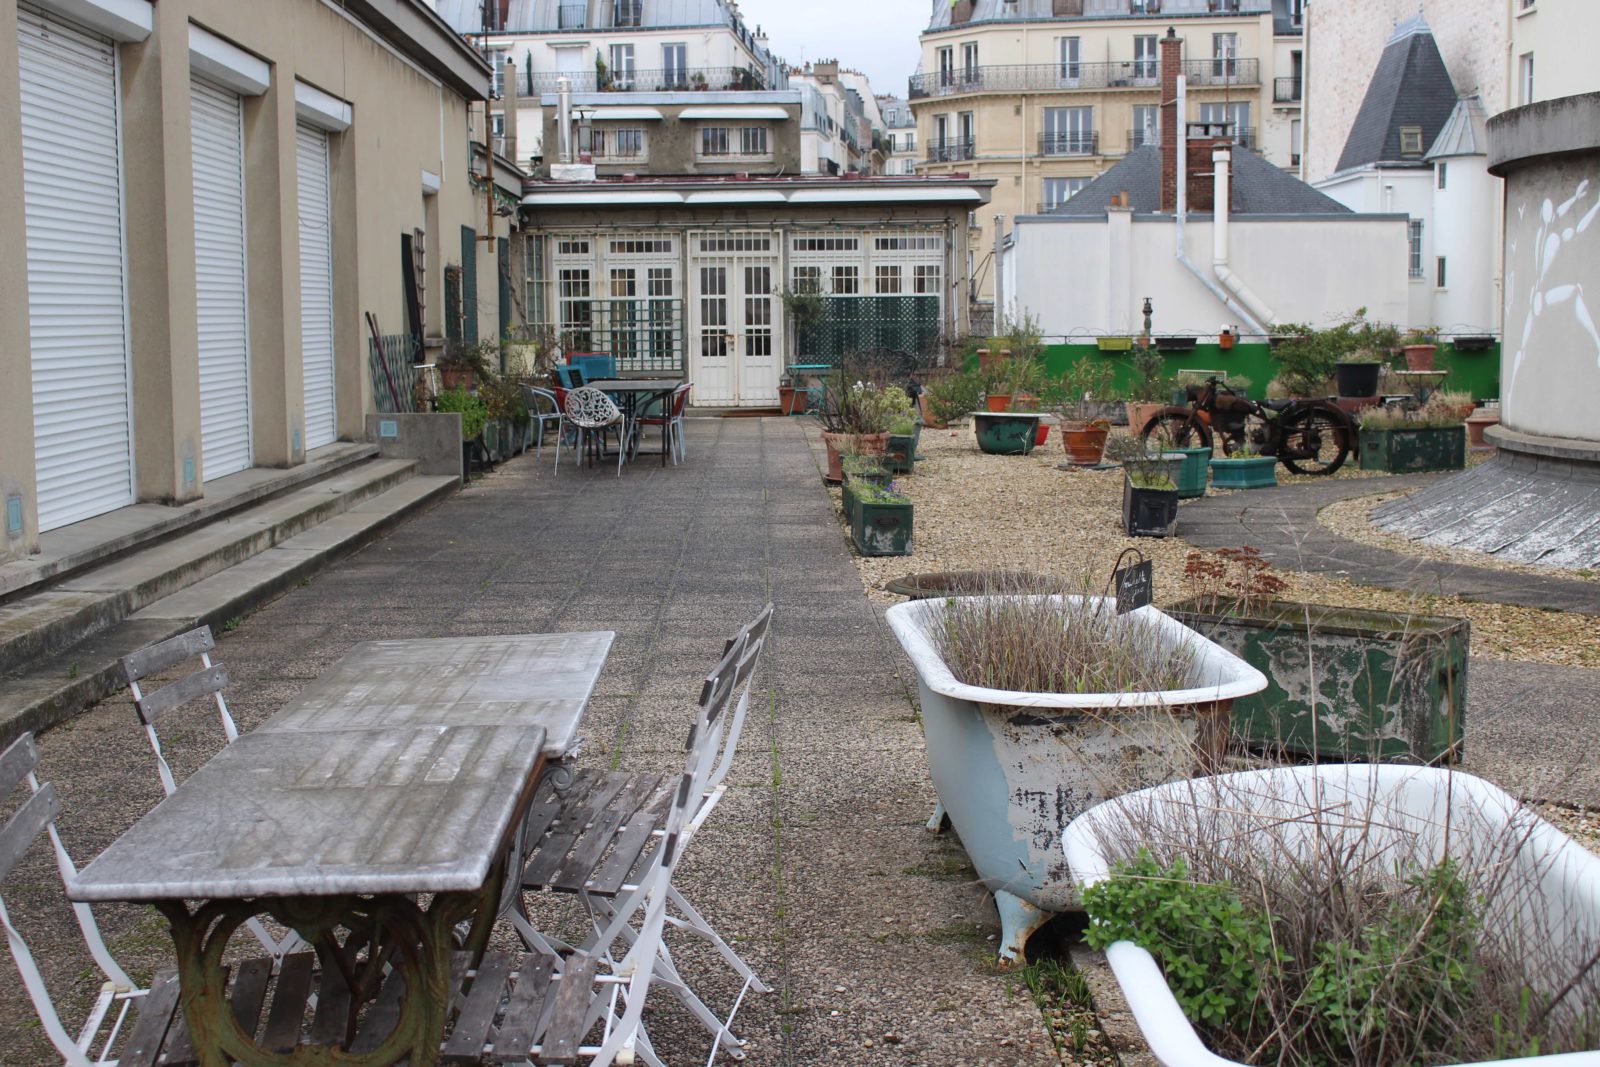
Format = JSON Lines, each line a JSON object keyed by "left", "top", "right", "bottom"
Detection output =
{"left": 918, "top": 393, "right": 947, "bottom": 430}
{"left": 1465, "top": 410, "right": 1500, "bottom": 448}
{"left": 1124, "top": 401, "right": 1165, "bottom": 436}
{"left": 1403, "top": 344, "right": 1437, "bottom": 371}
{"left": 440, "top": 368, "right": 475, "bottom": 391}
{"left": 1035, "top": 423, "right": 1051, "bottom": 448}
{"left": 977, "top": 348, "right": 998, "bottom": 371}
{"left": 1060, "top": 421, "right": 1111, "bottom": 466}
{"left": 985, "top": 393, "right": 1013, "bottom": 413}
{"left": 821, "top": 431, "right": 890, "bottom": 483}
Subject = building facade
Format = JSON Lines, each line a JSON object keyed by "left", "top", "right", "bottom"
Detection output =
{"left": 910, "top": 0, "right": 1304, "bottom": 305}
{"left": 430, "top": 0, "right": 784, "bottom": 170}
{"left": 792, "top": 61, "right": 866, "bottom": 174}
{"left": 880, "top": 96, "right": 919, "bottom": 175}
{"left": 518, "top": 176, "right": 994, "bottom": 406}
{"left": 539, "top": 90, "right": 803, "bottom": 176}
{"left": 3, "top": 0, "right": 499, "bottom": 559}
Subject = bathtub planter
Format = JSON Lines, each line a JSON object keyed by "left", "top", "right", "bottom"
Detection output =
{"left": 1165, "top": 597, "right": 1469, "bottom": 764}
{"left": 973, "top": 412, "right": 1041, "bottom": 455}
{"left": 885, "top": 595, "right": 1268, "bottom": 966}
{"left": 1063, "top": 765, "right": 1600, "bottom": 1067}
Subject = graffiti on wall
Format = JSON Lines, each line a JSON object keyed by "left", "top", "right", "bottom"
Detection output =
{"left": 1505, "top": 178, "right": 1600, "bottom": 416}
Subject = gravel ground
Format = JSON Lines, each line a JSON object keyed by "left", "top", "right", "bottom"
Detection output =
{"left": 840, "top": 425, "right": 1600, "bottom": 668}
{"left": 1319, "top": 489, "right": 1600, "bottom": 584}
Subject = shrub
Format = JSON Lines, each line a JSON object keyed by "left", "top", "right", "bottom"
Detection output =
{"left": 434, "top": 387, "right": 488, "bottom": 440}
{"left": 1273, "top": 310, "right": 1401, "bottom": 397}
{"left": 925, "top": 370, "right": 986, "bottom": 424}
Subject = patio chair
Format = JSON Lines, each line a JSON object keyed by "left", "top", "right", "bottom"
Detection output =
{"left": 118, "top": 627, "right": 305, "bottom": 964}
{"left": 635, "top": 383, "right": 691, "bottom": 465}
{"left": 556, "top": 386, "right": 628, "bottom": 476}
{"left": 567, "top": 352, "right": 617, "bottom": 381}
{"left": 512, "top": 604, "right": 775, "bottom": 1063}
{"left": 522, "top": 384, "right": 566, "bottom": 459}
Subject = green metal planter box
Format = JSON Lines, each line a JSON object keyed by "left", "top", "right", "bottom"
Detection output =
{"left": 972, "top": 412, "right": 1040, "bottom": 455}
{"left": 885, "top": 424, "right": 922, "bottom": 475}
{"left": 852, "top": 501, "right": 913, "bottom": 557}
{"left": 1358, "top": 425, "right": 1467, "bottom": 472}
{"left": 1171, "top": 446, "right": 1212, "bottom": 498}
{"left": 1210, "top": 455, "right": 1277, "bottom": 489}
{"left": 1166, "top": 597, "right": 1469, "bottom": 763}
{"left": 841, "top": 482, "right": 857, "bottom": 525}
{"left": 1121, "top": 478, "right": 1179, "bottom": 537}
{"left": 1096, "top": 336, "right": 1133, "bottom": 352}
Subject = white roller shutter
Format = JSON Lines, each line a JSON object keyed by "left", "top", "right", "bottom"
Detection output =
{"left": 18, "top": 4, "right": 134, "bottom": 531}
{"left": 190, "top": 75, "right": 252, "bottom": 479}
{"left": 297, "top": 123, "right": 336, "bottom": 450}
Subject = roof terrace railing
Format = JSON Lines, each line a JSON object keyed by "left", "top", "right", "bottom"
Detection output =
{"left": 908, "top": 57, "right": 1257, "bottom": 99}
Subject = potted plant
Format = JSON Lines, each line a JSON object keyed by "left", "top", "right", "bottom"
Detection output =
{"left": 1209, "top": 441, "right": 1277, "bottom": 489}
{"left": 1056, "top": 359, "right": 1117, "bottom": 465}
{"left": 972, "top": 410, "right": 1041, "bottom": 454}
{"left": 1064, "top": 764, "right": 1600, "bottom": 1067}
{"left": 1273, "top": 311, "right": 1399, "bottom": 399}
{"left": 1123, "top": 342, "right": 1173, "bottom": 436}
{"left": 1401, "top": 326, "right": 1440, "bottom": 370}
{"left": 923, "top": 369, "right": 984, "bottom": 428}
{"left": 816, "top": 367, "right": 902, "bottom": 483}
{"left": 1465, "top": 399, "right": 1500, "bottom": 449}
{"left": 1358, "top": 396, "right": 1467, "bottom": 472}
{"left": 850, "top": 479, "right": 913, "bottom": 557}
{"left": 437, "top": 337, "right": 495, "bottom": 391}
{"left": 434, "top": 385, "right": 488, "bottom": 480}
{"left": 1097, "top": 335, "right": 1134, "bottom": 352}
{"left": 884, "top": 414, "right": 921, "bottom": 475}
{"left": 1166, "top": 547, "right": 1469, "bottom": 762}
{"left": 1122, "top": 451, "right": 1183, "bottom": 537}
{"left": 1333, "top": 347, "right": 1387, "bottom": 399}
{"left": 884, "top": 584, "right": 1268, "bottom": 964}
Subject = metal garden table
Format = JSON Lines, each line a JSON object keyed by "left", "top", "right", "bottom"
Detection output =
{"left": 585, "top": 378, "right": 683, "bottom": 466}
{"left": 67, "top": 632, "right": 616, "bottom": 1067}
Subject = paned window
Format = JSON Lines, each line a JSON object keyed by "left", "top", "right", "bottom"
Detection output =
{"left": 1436, "top": 257, "right": 1448, "bottom": 288}
{"left": 1408, "top": 220, "right": 1424, "bottom": 279}
{"left": 874, "top": 265, "right": 903, "bottom": 295}
{"left": 1132, "top": 105, "right": 1159, "bottom": 147}
{"left": 831, "top": 265, "right": 860, "bottom": 295}
{"left": 613, "top": 0, "right": 641, "bottom": 27}
{"left": 700, "top": 127, "right": 730, "bottom": 157}
{"left": 914, "top": 264, "right": 941, "bottom": 295}
{"left": 1058, "top": 36, "right": 1080, "bottom": 81}
{"left": 559, "top": 268, "right": 592, "bottom": 349}
{"left": 740, "top": 126, "right": 769, "bottom": 156}
{"left": 1133, "top": 35, "right": 1158, "bottom": 80}
{"left": 792, "top": 266, "right": 823, "bottom": 293}
{"left": 1437, "top": 162, "right": 1448, "bottom": 189}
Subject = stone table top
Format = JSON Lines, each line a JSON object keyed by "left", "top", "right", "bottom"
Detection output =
{"left": 255, "top": 632, "right": 614, "bottom": 757}
{"left": 67, "top": 722, "right": 545, "bottom": 902}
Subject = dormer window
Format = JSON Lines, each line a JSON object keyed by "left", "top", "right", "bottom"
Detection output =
{"left": 1400, "top": 125, "right": 1424, "bottom": 157}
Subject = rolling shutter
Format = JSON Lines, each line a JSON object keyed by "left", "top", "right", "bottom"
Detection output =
{"left": 18, "top": 4, "right": 135, "bottom": 531}
{"left": 191, "top": 75, "right": 252, "bottom": 479}
{"left": 296, "top": 122, "right": 336, "bottom": 449}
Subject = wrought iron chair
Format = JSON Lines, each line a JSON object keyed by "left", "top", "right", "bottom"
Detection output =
{"left": 512, "top": 605, "right": 775, "bottom": 1063}
{"left": 556, "top": 386, "right": 628, "bottom": 476}
{"left": 636, "top": 383, "right": 691, "bottom": 465}
{"left": 118, "top": 627, "right": 305, "bottom": 965}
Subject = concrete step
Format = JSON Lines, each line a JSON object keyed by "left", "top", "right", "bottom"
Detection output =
{"left": 0, "top": 459, "right": 418, "bottom": 676}
{"left": 0, "top": 474, "right": 457, "bottom": 748}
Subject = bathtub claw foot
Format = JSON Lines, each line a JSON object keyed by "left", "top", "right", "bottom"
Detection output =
{"left": 926, "top": 801, "right": 949, "bottom": 834}
{"left": 994, "top": 890, "right": 1050, "bottom": 968}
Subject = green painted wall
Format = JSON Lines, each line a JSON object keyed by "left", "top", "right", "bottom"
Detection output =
{"left": 1029, "top": 342, "right": 1501, "bottom": 400}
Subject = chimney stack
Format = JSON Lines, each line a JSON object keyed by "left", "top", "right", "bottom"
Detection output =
{"left": 1159, "top": 28, "right": 1181, "bottom": 212}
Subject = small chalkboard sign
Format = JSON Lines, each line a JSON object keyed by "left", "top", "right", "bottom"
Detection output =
{"left": 1115, "top": 559, "right": 1154, "bottom": 614}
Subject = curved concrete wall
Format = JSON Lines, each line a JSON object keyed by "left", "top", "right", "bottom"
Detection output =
{"left": 1491, "top": 92, "right": 1600, "bottom": 443}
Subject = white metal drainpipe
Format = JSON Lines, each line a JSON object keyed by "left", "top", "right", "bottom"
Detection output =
{"left": 557, "top": 76, "right": 572, "bottom": 164}
{"left": 1172, "top": 76, "right": 1271, "bottom": 338}
{"left": 1211, "top": 146, "right": 1277, "bottom": 330}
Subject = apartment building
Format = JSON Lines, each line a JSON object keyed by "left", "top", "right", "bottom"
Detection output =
{"left": 881, "top": 96, "right": 919, "bottom": 175}
{"left": 910, "top": 0, "right": 1305, "bottom": 304}
{"left": 430, "top": 0, "right": 784, "bottom": 168}
{"left": 792, "top": 61, "right": 867, "bottom": 174}
{"left": 3, "top": 0, "right": 499, "bottom": 557}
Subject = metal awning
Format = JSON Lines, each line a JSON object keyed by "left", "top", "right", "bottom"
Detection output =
{"left": 683, "top": 190, "right": 789, "bottom": 204}
{"left": 788, "top": 188, "right": 986, "bottom": 204}
{"left": 676, "top": 106, "right": 791, "bottom": 120}
{"left": 524, "top": 191, "right": 686, "bottom": 205}
{"left": 589, "top": 107, "right": 665, "bottom": 121}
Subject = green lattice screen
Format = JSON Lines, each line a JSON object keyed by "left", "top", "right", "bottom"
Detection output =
{"left": 794, "top": 296, "right": 939, "bottom": 360}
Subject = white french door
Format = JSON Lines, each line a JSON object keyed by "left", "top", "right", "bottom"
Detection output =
{"left": 688, "top": 232, "right": 780, "bottom": 407}
{"left": 191, "top": 75, "right": 252, "bottom": 480}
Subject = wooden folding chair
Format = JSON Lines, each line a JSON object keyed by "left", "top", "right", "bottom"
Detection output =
{"left": 513, "top": 605, "right": 775, "bottom": 1064}
{"left": 119, "top": 627, "right": 303, "bottom": 964}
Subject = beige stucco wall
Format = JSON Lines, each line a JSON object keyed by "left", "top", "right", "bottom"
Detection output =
{"left": 1509, "top": 0, "right": 1600, "bottom": 106}
{"left": 1, "top": 0, "right": 492, "bottom": 558}
{"left": 1303, "top": 0, "right": 1508, "bottom": 184}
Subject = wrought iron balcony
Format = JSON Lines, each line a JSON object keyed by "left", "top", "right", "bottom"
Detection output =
{"left": 527, "top": 66, "right": 769, "bottom": 95}
{"left": 925, "top": 138, "right": 975, "bottom": 163}
{"left": 1274, "top": 76, "right": 1303, "bottom": 103}
{"left": 1039, "top": 132, "right": 1099, "bottom": 156}
{"left": 557, "top": 3, "right": 586, "bottom": 29}
{"left": 908, "top": 57, "right": 1256, "bottom": 99}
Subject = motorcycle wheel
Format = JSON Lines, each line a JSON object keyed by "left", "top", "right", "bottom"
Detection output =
{"left": 1278, "top": 406, "right": 1352, "bottom": 475}
{"left": 1139, "top": 412, "right": 1213, "bottom": 453}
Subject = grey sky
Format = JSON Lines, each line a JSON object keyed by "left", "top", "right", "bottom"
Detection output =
{"left": 737, "top": 0, "right": 930, "bottom": 100}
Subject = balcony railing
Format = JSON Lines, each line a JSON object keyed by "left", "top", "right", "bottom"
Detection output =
{"left": 1210, "top": 126, "right": 1256, "bottom": 149}
{"left": 528, "top": 66, "right": 769, "bottom": 95}
{"left": 1274, "top": 76, "right": 1303, "bottom": 103}
{"left": 1039, "top": 131, "right": 1098, "bottom": 156}
{"left": 557, "top": 3, "right": 586, "bottom": 29}
{"left": 908, "top": 57, "right": 1258, "bottom": 99}
{"left": 925, "top": 138, "right": 975, "bottom": 163}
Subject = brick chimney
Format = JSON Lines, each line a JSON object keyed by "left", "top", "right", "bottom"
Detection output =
{"left": 1159, "top": 28, "right": 1181, "bottom": 212}
{"left": 1185, "top": 122, "right": 1238, "bottom": 212}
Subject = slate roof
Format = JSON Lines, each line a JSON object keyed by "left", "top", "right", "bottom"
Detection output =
{"left": 1334, "top": 16, "right": 1458, "bottom": 173}
{"left": 1045, "top": 145, "right": 1352, "bottom": 216}
{"left": 1425, "top": 95, "right": 1489, "bottom": 161}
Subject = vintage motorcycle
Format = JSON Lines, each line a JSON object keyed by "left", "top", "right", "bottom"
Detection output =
{"left": 1137, "top": 376, "right": 1357, "bottom": 475}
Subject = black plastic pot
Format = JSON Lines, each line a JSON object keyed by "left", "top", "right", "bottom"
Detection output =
{"left": 1334, "top": 361, "right": 1382, "bottom": 398}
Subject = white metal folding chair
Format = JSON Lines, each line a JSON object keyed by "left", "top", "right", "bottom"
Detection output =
{"left": 523, "top": 384, "right": 566, "bottom": 459}
{"left": 119, "top": 627, "right": 304, "bottom": 964}
{"left": 1, "top": 733, "right": 175, "bottom": 1066}
{"left": 556, "top": 386, "right": 628, "bottom": 476}
{"left": 515, "top": 605, "right": 775, "bottom": 1064}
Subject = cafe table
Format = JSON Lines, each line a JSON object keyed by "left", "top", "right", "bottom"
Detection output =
{"left": 583, "top": 378, "right": 683, "bottom": 466}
